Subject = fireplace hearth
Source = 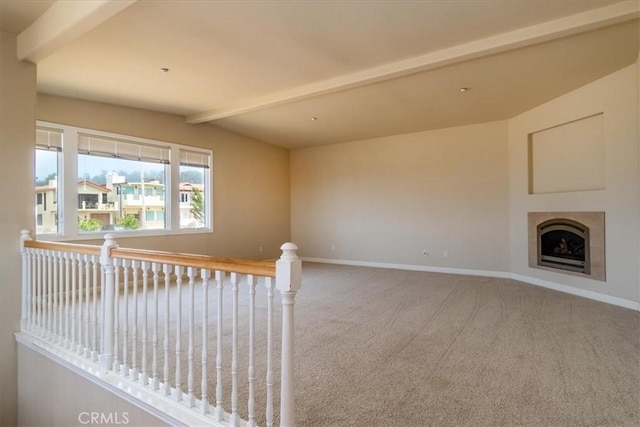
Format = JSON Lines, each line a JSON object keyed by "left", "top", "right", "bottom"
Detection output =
{"left": 537, "top": 219, "right": 589, "bottom": 274}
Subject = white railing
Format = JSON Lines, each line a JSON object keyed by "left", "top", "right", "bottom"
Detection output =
{"left": 19, "top": 230, "right": 302, "bottom": 427}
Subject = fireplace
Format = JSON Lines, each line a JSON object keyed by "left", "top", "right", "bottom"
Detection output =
{"left": 537, "top": 219, "right": 589, "bottom": 274}
{"left": 528, "top": 212, "right": 605, "bottom": 281}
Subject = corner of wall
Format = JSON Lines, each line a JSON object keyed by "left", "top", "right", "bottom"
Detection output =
{"left": 507, "top": 64, "right": 640, "bottom": 305}
{"left": 1, "top": 32, "right": 37, "bottom": 427}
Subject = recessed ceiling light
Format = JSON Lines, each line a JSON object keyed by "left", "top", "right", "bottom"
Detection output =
{"left": 459, "top": 87, "right": 469, "bottom": 92}
{"left": 160, "top": 67, "right": 170, "bottom": 73}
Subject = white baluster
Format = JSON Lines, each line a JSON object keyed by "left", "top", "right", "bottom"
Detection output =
{"left": 71, "top": 254, "right": 77, "bottom": 349}
{"left": 91, "top": 254, "right": 99, "bottom": 361}
{"left": 186, "top": 266, "right": 196, "bottom": 408}
{"left": 59, "top": 253, "right": 66, "bottom": 343}
{"left": 121, "top": 259, "right": 131, "bottom": 377}
{"left": 247, "top": 274, "right": 257, "bottom": 427}
{"left": 201, "top": 268, "right": 211, "bottom": 415}
{"left": 100, "top": 234, "right": 118, "bottom": 372}
{"left": 40, "top": 249, "right": 46, "bottom": 334}
{"left": 38, "top": 249, "right": 44, "bottom": 333}
{"left": 64, "top": 253, "right": 71, "bottom": 347}
{"left": 29, "top": 248, "right": 36, "bottom": 331}
{"left": 59, "top": 252, "right": 67, "bottom": 341}
{"left": 174, "top": 266, "right": 184, "bottom": 402}
{"left": 77, "top": 253, "right": 85, "bottom": 353}
{"left": 20, "top": 230, "right": 32, "bottom": 331}
{"left": 55, "top": 251, "right": 62, "bottom": 342}
{"left": 140, "top": 261, "right": 149, "bottom": 385}
{"left": 162, "top": 264, "right": 171, "bottom": 396}
{"left": 265, "top": 277, "right": 274, "bottom": 427}
{"left": 131, "top": 260, "right": 140, "bottom": 380}
{"left": 214, "top": 270, "right": 225, "bottom": 422}
{"left": 46, "top": 250, "right": 53, "bottom": 339}
{"left": 29, "top": 248, "right": 37, "bottom": 332}
{"left": 113, "top": 259, "right": 121, "bottom": 372}
{"left": 276, "top": 243, "right": 302, "bottom": 427}
{"left": 230, "top": 272, "right": 240, "bottom": 427}
{"left": 84, "top": 253, "right": 91, "bottom": 357}
{"left": 151, "top": 262, "right": 160, "bottom": 391}
{"left": 88, "top": 255, "right": 98, "bottom": 361}
{"left": 52, "top": 251, "right": 59, "bottom": 340}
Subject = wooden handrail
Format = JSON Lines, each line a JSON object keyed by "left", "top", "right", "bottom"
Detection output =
{"left": 23, "top": 239, "right": 101, "bottom": 256}
{"left": 23, "top": 238, "right": 276, "bottom": 277}
{"left": 110, "top": 247, "right": 276, "bottom": 277}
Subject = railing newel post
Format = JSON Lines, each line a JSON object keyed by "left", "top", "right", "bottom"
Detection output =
{"left": 20, "top": 230, "right": 33, "bottom": 330}
{"left": 275, "top": 242, "right": 302, "bottom": 427}
{"left": 99, "top": 233, "right": 119, "bottom": 373}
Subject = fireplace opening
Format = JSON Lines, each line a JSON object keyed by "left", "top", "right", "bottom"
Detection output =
{"left": 537, "top": 218, "right": 590, "bottom": 274}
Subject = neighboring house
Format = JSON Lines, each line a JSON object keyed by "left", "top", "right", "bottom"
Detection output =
{"left": 108, "top": 173, "right": 204, "bottom": 229}
{"left": 37, "top": 174, "right": 204, "bottom": 232}
{"left": 34, "top": 179, "right": 57, "bottom": 234}
{"left": 110, "top": 179, "right": 165, "bottom": 230}
{"left": 179, "top": 182, "right": 204, "bottom": 228}
{"left": 77, "top": 179, "right": 118, "bottom": 228}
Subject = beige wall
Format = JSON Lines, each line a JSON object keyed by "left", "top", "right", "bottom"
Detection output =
{"left": 17, "top": 343, "right": 168, "bottom": 427}
{"left": 0, "top": 32, "right": 37, "bottom": 426}
{"left": 508, "top": 64, "right": 639, "bottom": 302}
{"left": 37, "top": 94, "right": 291, "bottom": 260}
{"left": 291, "top": 121, "right": 510, "bottom": 272}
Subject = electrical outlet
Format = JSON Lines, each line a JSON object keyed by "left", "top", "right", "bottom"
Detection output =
{"left": 443, "top": 250, "right": 449, "bottom": 258}
{"left": 331, "top": 244, "right": 336, "bottom": 251}
{"left": 259, "top": 246, "right": 263, "bottom": 253}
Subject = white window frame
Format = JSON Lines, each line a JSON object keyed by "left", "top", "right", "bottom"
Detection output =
{"left": 36, "top": 121, "right": 213, "bottom": 241}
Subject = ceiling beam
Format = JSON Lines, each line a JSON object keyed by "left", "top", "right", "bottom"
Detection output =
{"left": 187, "top": 0, "right": 639, "bottom": 124}
{"left": 17, "top": 0, "right": 137, "bottom": 63}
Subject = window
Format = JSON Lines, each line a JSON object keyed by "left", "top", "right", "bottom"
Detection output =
{"left": 35, "top": 121, "right": 212, "bottom": 239}
{"left": 35, "top": 127, "right": 62, "bottom": 235}
{"left": 179, "top": 149, "right": 210, "bottom": 229}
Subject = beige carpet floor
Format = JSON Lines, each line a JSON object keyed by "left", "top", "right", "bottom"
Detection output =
{"left": 119, "top": 262, "right": 640, "bottom": 426}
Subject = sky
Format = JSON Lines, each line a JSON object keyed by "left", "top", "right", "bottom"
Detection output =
{"left": 36, "top": 151, "right": 175, "bottom": 184}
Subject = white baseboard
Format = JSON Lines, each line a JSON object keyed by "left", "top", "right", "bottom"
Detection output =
{"left": 509, "top": 273, "right": 640, "bottom": 311}
{"left": 301, "top": 257, "right": 640, "bottom": 311}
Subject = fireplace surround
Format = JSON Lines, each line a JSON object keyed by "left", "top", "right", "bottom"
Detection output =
{"left": 528, "top": 212, "right": 605, "bottom": 281}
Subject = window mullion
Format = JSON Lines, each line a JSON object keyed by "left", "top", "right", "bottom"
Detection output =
{"left": 206, "top": 159, "right": 213, "bottom": 230}
{"left": 61, "top": 127, "right": 79, "bottom": 238}
{"left": 169, "top": 146, "right": 180, "bottom": 231}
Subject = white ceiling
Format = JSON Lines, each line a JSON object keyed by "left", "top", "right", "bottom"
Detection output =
{"left": 1, "top": 0, "right": 638, "bottom": 148}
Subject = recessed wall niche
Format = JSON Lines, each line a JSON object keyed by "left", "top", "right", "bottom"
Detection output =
{"left": 528, "top": 113, "right": 605, "bottom": 194}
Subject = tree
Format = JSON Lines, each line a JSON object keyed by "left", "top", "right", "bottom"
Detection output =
{"left": 36, "top": 172, "right": 57, "bottom": 186}
{"left": 190, "top": 187, "right": 204, "bottom": 225}
{"left": 78, "top": 217, "right": 102, "bottom": 232}
{"left": 118, "top": 214, "right": 139, "bottom": 230}
{"left": 180, "top": 170, "right": 203, "bottom": 184}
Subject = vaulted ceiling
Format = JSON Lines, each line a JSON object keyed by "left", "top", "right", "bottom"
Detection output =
{"left": 1, "top": 0, "right": 638, "bottom": 148}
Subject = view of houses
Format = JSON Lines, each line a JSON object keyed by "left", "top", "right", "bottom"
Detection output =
{"left": 35, "top": 172, "right": 204, "bottom": 234}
